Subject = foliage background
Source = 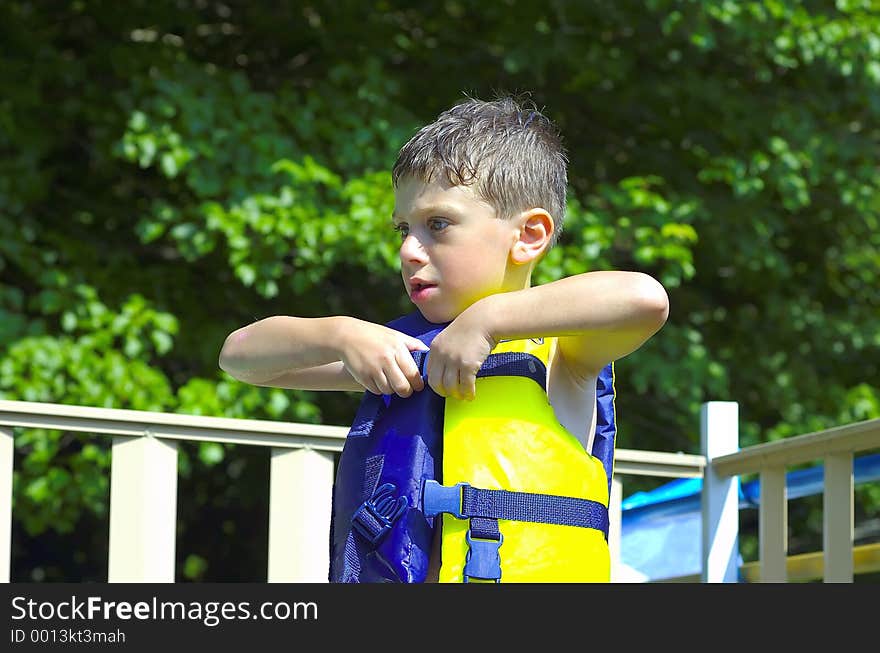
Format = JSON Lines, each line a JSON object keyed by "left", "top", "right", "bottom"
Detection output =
{"left": 2, "top": 0, "right": 878, "bottom": 581}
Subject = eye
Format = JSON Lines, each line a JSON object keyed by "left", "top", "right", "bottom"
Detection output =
{"left": 428, "top": 218, "right": 449, "bottom": 232}
{"left": 393, "top": 223, "right": 409, "bottom": 239}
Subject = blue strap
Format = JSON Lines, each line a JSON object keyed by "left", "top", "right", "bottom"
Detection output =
{"left": 411, "top": 349, "right": 429, "bottom": 378}
{"left": 361, "top": 455, "right": 383, "bottom": 500}
{"left": 423, "top": 480, "right": 609, "bottom": 536}
{"left": 406, "top": 350, "right": 546, "bottom": 389}
{"left": 475, "top": 351, "right": 546, "bottom": 390}
{"left": 463, "top": 485, "right": 609, "bottom": 534}
{"left": 468, "top": 516, "right": 501, "bottom": 540}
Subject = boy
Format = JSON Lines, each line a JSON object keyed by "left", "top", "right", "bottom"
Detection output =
{"left": 219, "top": 95, "right": 669, "bottom": 582}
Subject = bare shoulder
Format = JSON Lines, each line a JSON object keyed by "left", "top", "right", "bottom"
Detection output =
{"left": 546, "top": 339, "right": 599, "bottom": 453}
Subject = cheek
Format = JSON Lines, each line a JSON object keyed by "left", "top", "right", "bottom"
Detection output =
{"left": 453, "top": 252, "right": 504, "bottom": 288}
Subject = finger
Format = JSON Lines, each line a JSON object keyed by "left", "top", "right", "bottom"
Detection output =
{"left": 364, "top": 382, "right": 382, "bottom": 395}
{"left": 426, "top": 360, "right": 446, "bottom": 398}
{"left": 406, "top": 336, "right": 430, "bottom": 352}
{"left": 372, "top": 370, "right": 393, "bottom": 396}
{"left": 442, "top": 365, "right": 460, "bottom": 400}
{"left": 351, "top": 372, "right": 377, "bottom": 395}
{"left": 397, "top": 348, "right": 425, "bottom": 393}
{"left": 386, "top": 355, "right": 416, "bottom": 398}
{"left": 362, "top": 374, "right": 384, "bottom": 395}
{"left": 461, "top": 368, "right": 477, "bottom": 401}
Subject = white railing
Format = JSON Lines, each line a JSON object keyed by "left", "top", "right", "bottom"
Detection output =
{"left": 704, "top": 402, "right": 880, "bottom": 582}
{"left": 0, "top": 399, "right": 877, "bottom": 583}
{"left": 0, "top": 400, "right": 347, "bottom": 583}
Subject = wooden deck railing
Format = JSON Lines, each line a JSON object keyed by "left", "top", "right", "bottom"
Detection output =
{"left": 0, "top": 399, "right": 877, "bottom": 582}
{"left": 706, "top": 404, "right": 880, "bottom": 582}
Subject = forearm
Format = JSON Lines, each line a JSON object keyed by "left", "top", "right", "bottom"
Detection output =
{"left": 480, "top": 271, "right": 669, "bottom": 341}
{"left": 218, "top": 315, "right": 350, "bottom": 383}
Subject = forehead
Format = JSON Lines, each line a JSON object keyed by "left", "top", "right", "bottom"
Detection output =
{"left": 392, "top": 175, "right": 494, "bottom": 220}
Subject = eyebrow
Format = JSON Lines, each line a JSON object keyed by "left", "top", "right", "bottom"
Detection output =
{"left": 391, "top": 203, "right": 462, "bottom": 222}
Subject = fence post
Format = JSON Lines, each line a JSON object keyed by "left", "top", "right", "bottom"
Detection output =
{"left": 0, "top": 426, "right": 12, "bottom": 583}
{"left": 823, "top": 452, "right": 854, "bottom": 582}
{"left": 108, "top": 434, "right": 179, "bottom": 582}
{"left": 267, "top": 447, "right": 335, "bottom": 582}
{"left": 759, "top": 467, "right": 788, "bottom": 581}
{"left": 701, "top": 401, "right": 740, "bottom": 583}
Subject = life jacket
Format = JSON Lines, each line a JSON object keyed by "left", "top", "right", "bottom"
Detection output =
{"left": 328, "top": 310, "right": 617, "bottom": 583}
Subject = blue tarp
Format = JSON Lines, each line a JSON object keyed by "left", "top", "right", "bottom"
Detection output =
{"left": 620, "top": 452, "right": 880, "bottom": 581}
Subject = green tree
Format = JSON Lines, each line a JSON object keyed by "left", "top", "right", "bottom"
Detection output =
{"left": 2, "top": 0, "right": 877, "bottom": 580}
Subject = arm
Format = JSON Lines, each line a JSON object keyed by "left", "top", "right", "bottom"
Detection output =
{"left": 425, "top": 271, "right": 669, "bottom": 399}
{"left": 218, "top": 315, "right": 429, "bottom": 396}
{"left": 480, "top": 271, "right": 669, "bottom": 379}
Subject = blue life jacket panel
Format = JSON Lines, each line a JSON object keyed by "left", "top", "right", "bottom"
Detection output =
{"left": 328, "top": 311, "right": 616, "bottom": 583}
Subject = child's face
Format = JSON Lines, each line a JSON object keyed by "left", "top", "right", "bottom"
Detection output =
{"left": 392, "top": 176, "right": 522, "bottom": 324}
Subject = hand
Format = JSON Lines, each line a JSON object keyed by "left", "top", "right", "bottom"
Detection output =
{"left": 338, "top": 318, "right": 430, "bottom": 397}
{"left": 425, "top": 302, "right": 497, "bottom": 401}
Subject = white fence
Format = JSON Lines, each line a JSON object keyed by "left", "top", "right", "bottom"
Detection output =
{"left": 0, "top": 399, "right": 877, "bottom": 583}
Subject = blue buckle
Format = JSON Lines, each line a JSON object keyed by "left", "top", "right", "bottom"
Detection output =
{"left": 351, "top": 483, "right": 408, "bottom": 545}
{"left": 422, "top": 480, "right": 468, "bottom": 519}
{"left": 463, "top": 530, "right": 503, "bottom": 583}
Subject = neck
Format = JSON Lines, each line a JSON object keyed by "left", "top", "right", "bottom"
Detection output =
{"left": 503, "top": 262, "right": 534, "bottom": 291}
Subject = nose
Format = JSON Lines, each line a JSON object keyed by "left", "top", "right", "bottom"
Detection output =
{"left": 399, "top": 232, "right": 428, "bottom": 264}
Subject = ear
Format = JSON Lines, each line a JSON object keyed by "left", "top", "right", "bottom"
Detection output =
{"left": 511, "top": 209, "right": 554, "bottom": 265}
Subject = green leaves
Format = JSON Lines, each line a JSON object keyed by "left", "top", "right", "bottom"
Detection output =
{"left": 3, "top": 0, "right": 878, "bottom": 576}
{"left": 537, "top": 177, "right": 701, "bottom": 290}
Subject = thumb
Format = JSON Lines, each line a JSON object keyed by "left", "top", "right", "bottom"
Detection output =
{"left": 406, "top": 336, "right": 430, "bottom": 351}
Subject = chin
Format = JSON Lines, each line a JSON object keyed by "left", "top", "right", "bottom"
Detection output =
{"left": 417, "top": 306, "right": 456, "bottom": 325}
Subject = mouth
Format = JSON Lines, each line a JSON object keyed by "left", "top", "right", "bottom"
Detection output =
{"left": 409, "top": 280, "right": 437, "bottom": 302}
{"left": 408, "top": 277, "right": 437, "bottom": 291}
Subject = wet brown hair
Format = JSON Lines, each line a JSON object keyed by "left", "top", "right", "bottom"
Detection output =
{"left": 392, "top": 94, "right": 568, "bottom": 246}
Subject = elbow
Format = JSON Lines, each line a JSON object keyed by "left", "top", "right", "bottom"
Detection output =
{"left": 218, "top": 330, "right": 247, "bottom": 378}
{"left": 218, "top": 345, "right": 233, "bottom": 375}
{"left": 635, "top": 273, "right": 670, "bottom": 332}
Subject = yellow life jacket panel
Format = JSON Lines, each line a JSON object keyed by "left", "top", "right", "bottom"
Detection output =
{"left": 436, "top": 337, "right": 612, "bottom": 582}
